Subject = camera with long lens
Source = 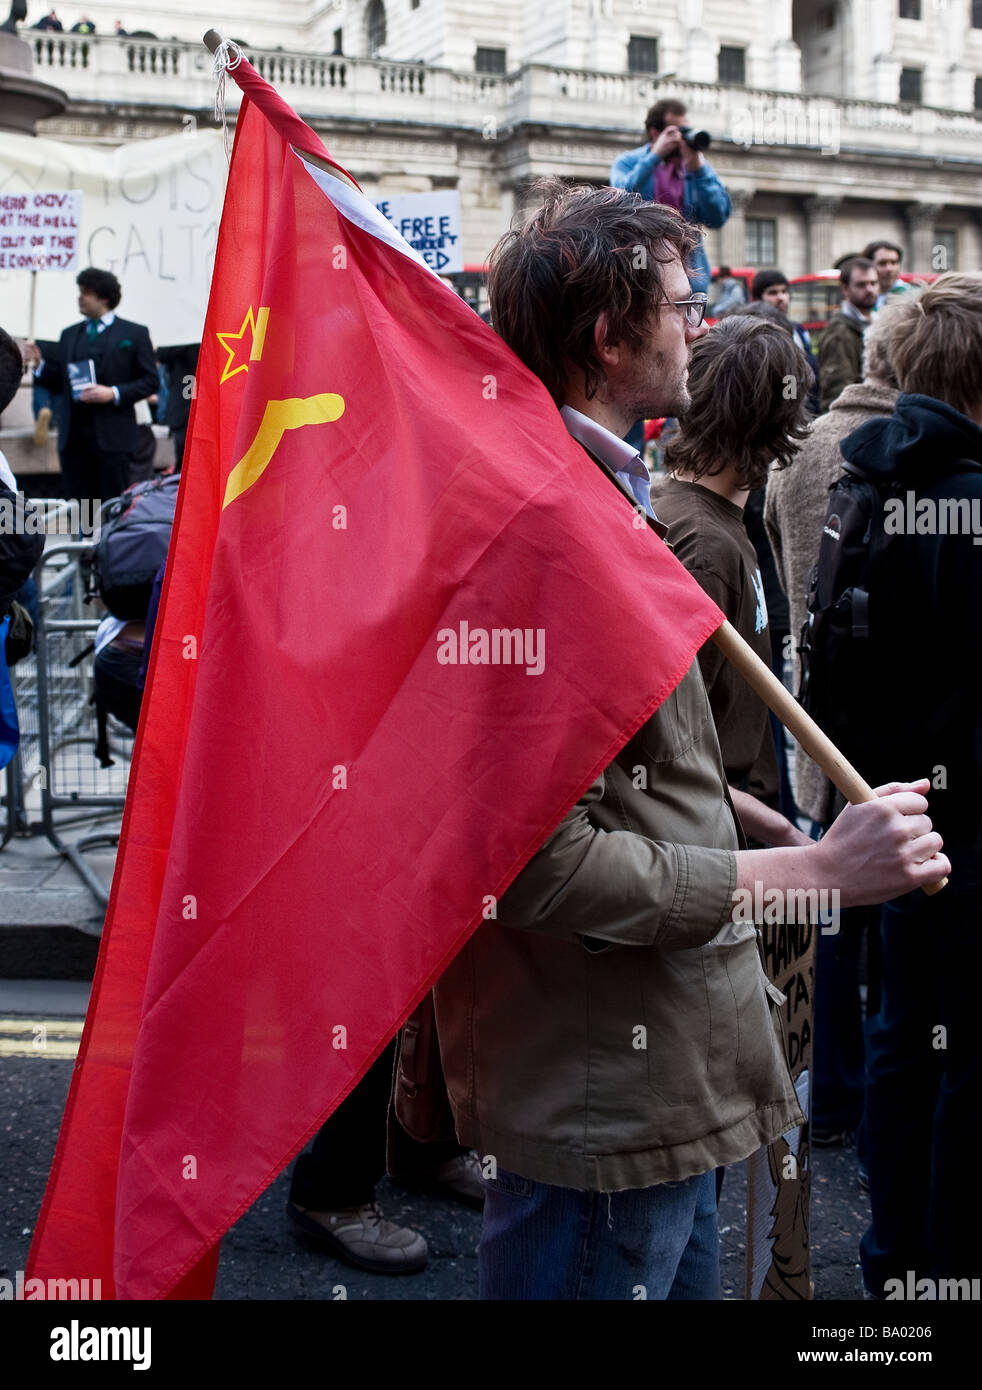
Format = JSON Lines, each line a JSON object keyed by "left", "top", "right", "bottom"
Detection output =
{"left": 679, "top": 126, "right": 711, "bottom": 151}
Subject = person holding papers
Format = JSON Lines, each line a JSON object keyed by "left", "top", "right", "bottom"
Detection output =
{"left": 23, "top": 268, "right": 158, "bottom": 508}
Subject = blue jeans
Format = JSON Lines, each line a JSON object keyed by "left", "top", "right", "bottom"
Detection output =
{"left": 860, "top": 852, "right": 982, "bottom": 1296}
{"left": 478, "top": 1167, "right": 719, "bottom": 1300}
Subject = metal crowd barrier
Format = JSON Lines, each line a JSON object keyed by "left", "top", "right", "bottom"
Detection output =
{"left": 2, "top": 503, "right": 136, "bottom": 909}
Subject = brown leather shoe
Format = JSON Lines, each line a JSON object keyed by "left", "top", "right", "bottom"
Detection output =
{"left": 287, "top": 1201, "right": 428, "bottom": 1274}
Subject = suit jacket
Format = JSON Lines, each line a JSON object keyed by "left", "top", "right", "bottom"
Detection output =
{"left": 37, "top": 317, "right": 158, "bottom": 455}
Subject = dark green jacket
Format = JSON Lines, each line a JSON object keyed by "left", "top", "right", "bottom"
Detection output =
{"left": 817, "top": 310, "right": 866, "bottom": 412}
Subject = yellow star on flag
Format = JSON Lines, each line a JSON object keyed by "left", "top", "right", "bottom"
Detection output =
{"left": 216, "top": 306, "right": 270, "bottom": 385}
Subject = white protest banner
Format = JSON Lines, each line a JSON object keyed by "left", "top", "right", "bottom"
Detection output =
{"left": 0, "top": 190, "right": 82, "bottom": 273}
{"left": 0, "top": 130, "right": 229, "bottom": 346}
{"left": 374, "top": 192, "right": 462, "bottom": 274}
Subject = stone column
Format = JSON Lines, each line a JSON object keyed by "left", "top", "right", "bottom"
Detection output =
{"left": 906, "top": 202, "right": 944, "bottom": 274}
{"left": 804, "top": 195, "right": 842, "bottom": 272}
{"left": 718, "top": 188, "right": 754, "bottom": 269}
{"left": 677, "top": 28, "right": 716, "bottom": 84}
{"left": 767, "top": 0, "right": 801, "bottom": 92}
{"left": 0, "top": 29, "right": 67, "bottom": 135}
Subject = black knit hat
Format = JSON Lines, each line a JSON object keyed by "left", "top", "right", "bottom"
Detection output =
{"left": 750, "top": 268, "right": 789, "bottom": 300}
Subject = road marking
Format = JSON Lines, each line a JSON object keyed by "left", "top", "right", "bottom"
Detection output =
{"left": 0, "top": 1019, "right": 85, "bottom": 1033}
{"left": 0, "top": 1039, "right": 79, "bottom": 1058}
{"left": 0, "top": 1018, "right": 84, "bottom": 1059}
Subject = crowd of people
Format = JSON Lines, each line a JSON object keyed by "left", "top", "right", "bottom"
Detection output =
{"left": 425, "top": 178, "right": 977, "bottom": 1302}
{"left": 279, "top": 186, "right": 978, "bottom": 1298}
{"left": 2, "top": 91, "right": 978, "bottom": 1301}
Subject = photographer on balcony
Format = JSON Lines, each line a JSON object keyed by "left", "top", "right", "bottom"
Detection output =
{"left": 610, "top": 98, "right": 731, "bottom": 295}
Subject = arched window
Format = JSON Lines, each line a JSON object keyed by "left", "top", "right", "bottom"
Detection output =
{"left": 366, "top": 0, "right": 386, "bottom": 58}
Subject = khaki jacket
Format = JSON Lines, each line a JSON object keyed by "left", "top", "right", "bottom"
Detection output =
{"left": 817, "top": 311, "right": 866, "bottom": 412}
{"left": 432, "top": 460, "right": 804, "bottom": 1190}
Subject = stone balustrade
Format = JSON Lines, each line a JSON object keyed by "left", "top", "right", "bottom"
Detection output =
{"left": 30, "top": 32, "right": 982, "bottom": 160}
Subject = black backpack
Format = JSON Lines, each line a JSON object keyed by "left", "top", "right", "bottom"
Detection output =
{"left": 92, "top": 475, "right": 179, "bottom": 619}
{"left": 797, "top": 461, "right": 898, "bottom": 768}
{"left": 798, "top": 456, "right": 975, "bottom": 768}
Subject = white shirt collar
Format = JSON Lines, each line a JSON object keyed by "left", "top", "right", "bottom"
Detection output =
{"left": 559, "top": 405, "right": 648, "bottom": 477}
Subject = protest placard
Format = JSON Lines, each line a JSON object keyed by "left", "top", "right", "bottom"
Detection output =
{"left": 374, "top": 192, "right": 462, "bottom": 274}
{"left": 0, "top": 190, "right": 81, "bottom": 272}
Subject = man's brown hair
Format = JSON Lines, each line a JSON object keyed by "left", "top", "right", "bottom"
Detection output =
{"left": 839, "top": 255, "right": 875, "bottom": 288}
{"left": 645, "top": 99, "right": 686, "bottom": 134}
{"left": 487, "top": 179, "right": 699, "bottom": 406}
{"left": 664, "top": 316, "right": 813, "bottom": 491}
{"left": 887, "top": 272, "right": 982, "bottom": 418}
{"left": 862, "top": 240, "right": 903, "bottom": 263}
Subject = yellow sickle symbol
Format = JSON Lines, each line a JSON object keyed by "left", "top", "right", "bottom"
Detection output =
{"left": 222, "top": 393, "right": 346, "bottom": 509}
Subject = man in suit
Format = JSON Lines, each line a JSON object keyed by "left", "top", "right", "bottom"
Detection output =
{"left": 23, "top": 268, "right": 158, "bottom": 508}
{"left": 156, "top": 342, "right": 200, "bottom": 471}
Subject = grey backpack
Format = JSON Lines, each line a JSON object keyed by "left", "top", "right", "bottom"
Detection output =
{"left": 92, "top": 475, "right": 179, "bottom": 619}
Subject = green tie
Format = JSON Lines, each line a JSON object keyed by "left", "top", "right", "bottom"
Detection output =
{"left": 85, "top": 321, "right": 99, "bottom": 341}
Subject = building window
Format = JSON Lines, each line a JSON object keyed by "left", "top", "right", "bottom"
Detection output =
{"left": 898, "top": 0, "right": 921, "bottom": 18}
{"left": 745, "top": 217, "right": 777, "bottom": 265}
{"left": 475, "top": 46, "right": 507, "bottom": 75}
{"left": 366, "top": 0, "right": 386, "bottom": 57}
{"left": 973, "top": 0, "right": 982, "bottom": 28}
{"left": 627, "top": 35, "right": 659, "bottom": 74}
{"left": 818, "top": 4, "right": 837, "bottom": 28}
{"left": 975, "top": 75, "right": 982, "bottom": 111}
{"left": 332, "top": 27, "right": 343, "bottom": 55}
{"left": 933, "top": 228, "right": 957, "bottom": 272}
{"left": 411, "top": 0, "right": 420, "bottom": 8}
{"left": 899, "top": 66, "right": 922, "bottom": 103}
{"left": 718, "top": 45, "right": 746, "bottom": 85}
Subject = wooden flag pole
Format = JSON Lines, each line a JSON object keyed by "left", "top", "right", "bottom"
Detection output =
{"left": 711, "top": 620, "right": 947, "bottom": 893}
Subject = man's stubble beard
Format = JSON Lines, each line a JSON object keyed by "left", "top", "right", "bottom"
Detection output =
{"left": 625, "top": 348, "right": 690, "bottom": 423}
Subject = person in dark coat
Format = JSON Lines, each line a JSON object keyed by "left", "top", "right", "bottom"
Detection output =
{"left": 0, "top": 328, "right": 45, "bottom": 608}
{"left": 156, "top": 343, "right": 200, "bottom": 471}
{"left": 23, "top": 267, "right": 158, "bottom": 508}
{"left": 833, "top": 274, "right": 982, "bottom": 1299}
{"left": 817, "top": 257, "right": 878, "bottom": 412}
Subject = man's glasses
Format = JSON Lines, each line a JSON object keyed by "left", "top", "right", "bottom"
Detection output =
{"left": 666, "top": 293, "right": 708, "bottom": 328}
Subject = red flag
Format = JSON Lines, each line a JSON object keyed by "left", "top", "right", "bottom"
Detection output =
{"left": 27, "top": 58, "right": 724, "bottom": 1300}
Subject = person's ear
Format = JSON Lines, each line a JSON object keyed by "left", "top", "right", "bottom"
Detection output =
{"left": 594, "top": 312, "right": 622, "bottom": 370}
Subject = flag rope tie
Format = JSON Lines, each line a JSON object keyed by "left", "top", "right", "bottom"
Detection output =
{"left": 211, "top": 36, "right": 244, "bottom": 162}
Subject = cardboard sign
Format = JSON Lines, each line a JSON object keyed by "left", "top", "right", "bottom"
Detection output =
{"left": 0, "top": 190, "right": 82, "bottom": 272}
{"left": 374, "top": 192, "right": 462, "bottom": 274}
{"left": 0, "top": 131, "right": 229, "bottom": 344}
{"left": 745, "top": 917, "right": 816, "bottom": 1300}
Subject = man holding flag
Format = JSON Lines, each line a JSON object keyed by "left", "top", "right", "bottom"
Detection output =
{"left": 427, "top": 181, "right": 950, "bottom": 1300}
{"left": 26, "top": 41, "right": 946, "bottom": 1305}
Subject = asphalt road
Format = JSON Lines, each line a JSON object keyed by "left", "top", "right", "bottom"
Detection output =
{"left": 2, "top": 997, "right": 872, "bottom": 1302}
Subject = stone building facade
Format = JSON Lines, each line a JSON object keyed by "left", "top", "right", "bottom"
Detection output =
{"left": 21, "top": 1, "right": 982, "bottom": 273}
